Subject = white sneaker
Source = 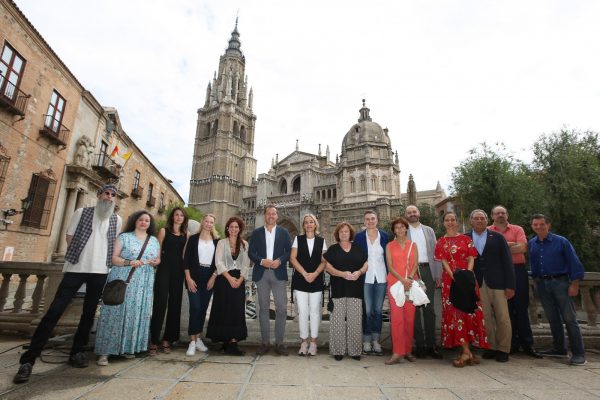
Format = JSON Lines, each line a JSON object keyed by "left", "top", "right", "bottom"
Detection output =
{"left": 96, "top": 355, "right": 108, "bottom": 366}
{"left": 308, "top": 341, "right": 318, "bottom": 356}
{"left": 372, "top": 341, "right": 383, "bottom": 355}
{"left": 195, "top": 338, "right": 208, "bottom": 352}
{"left": 123, "top": 353, "right": 135, "bottom": 359}
{"left": 186, "top": 341, "right": 196, "bottom": 356}
{"left": 363, "top": 341, "right": 372, "bottom": 354}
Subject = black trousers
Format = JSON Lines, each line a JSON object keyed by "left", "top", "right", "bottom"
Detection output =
{"left": 413, "top": 263, "right": 437, "bottom": 348}
{"left": 509, "top": 264, "right": 534, "bottom": 350}
{"left": 150, "top": 265, "right": 184, "bottom": 344}
{"left": 20, "top": 272, "right": 107, "bottom": 366}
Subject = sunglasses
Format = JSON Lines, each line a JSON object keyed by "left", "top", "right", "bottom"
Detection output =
{"left": 104, "top": 191, "right": 117, "bottom": 197}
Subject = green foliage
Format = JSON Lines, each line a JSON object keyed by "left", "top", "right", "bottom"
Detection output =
{"left": 532, "top": 129, "right": 600, "bottom": 270}
{"left": 417, "top": 202, "right": 444, "bottom": 237}
{"left": 155, "top": 203, "right": 224, "bottom": 237}
{"left": 450, "top": 131, "right": 600, "bottom": 271}
{"left": 450, "top": 142, "right": 544, "bottom": 230}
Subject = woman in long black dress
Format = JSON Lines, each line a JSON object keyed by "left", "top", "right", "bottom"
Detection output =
{"left": 149, "top": 207, "right": 188, "bottom": 355}
{"left": 206, "top": 216, "right": 250, "bottom": 355}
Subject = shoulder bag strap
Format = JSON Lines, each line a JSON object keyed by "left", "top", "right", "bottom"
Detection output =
{"left": 125, "top": 235, "right": 152, "bottom": 283}
{"left": 405, "top": 242, "right": 414, "bottom": 280}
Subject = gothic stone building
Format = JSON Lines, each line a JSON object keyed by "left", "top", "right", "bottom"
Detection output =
{"left": 189, "top": 23, "right": 445, "bottom": 243}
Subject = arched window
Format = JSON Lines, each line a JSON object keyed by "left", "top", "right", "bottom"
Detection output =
{"left": 316, "top": 191, "right": 321, "bottom": 201}
{"left": 382, "top": 179, "right": 387, "bottom": 192}
{"left": 349, "top": 179, "right": 355, "bottom": 193}
{"left": 204, "top": 123, "right": 210, "bottom": 138}
{"left": 212, "top": 120, "right": 218, "bottom": 136}
{"left": 279, "top": 179, "right": 287, "bottom": 194}
{"left": 233, "top": 121, "right": 239, "bottom": 137}
{"left": 360, "top": 176, "right": 366, "bottom": 191}
{"left": 240, "top": 126, "right": 246, "bottom": 141}
{"left": 333, "top": 188, "right": 337, "bottom": 198}
{"left": 371, "top": 176, "right": 377, "bottom": 191}
{"left": 292, "top": 176, "right": 301, "bottom": 193}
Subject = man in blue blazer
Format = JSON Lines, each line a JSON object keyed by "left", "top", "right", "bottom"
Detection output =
{"left": 466, "top": 209, "right": 515, "bottom": 363}
{"left": 249, "top": 205, "right": 292, "bottom": 356}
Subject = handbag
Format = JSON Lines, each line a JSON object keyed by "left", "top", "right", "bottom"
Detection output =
{"left": 408, "top": 243, "right": 430, "bottom": 306}
{"left": 390, "top": 242, "right": 415, "bottom": 308}
{"left": 102, "top": 235, "right": 151, "bottom": 306}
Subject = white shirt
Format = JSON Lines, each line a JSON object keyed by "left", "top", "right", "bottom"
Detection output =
{"left": 264, "top": 226, "right": 277, "bottom": 260}
{"left": 409, "top": 224, "right": 429, "bottom": 263}
{"left": 63, "top": 208, "right": 122, "bottom": 274}
{"left": 292, "top": 236, "right": 328, "bottom": 257}
{"left": 365, "top": 231, "right": 387, "bottom": 284}
{"left": 197, "top": 238, "right": 215, "bottom": 265}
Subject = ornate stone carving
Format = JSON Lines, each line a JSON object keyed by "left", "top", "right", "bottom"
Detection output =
{"left": 74, "top": 136, "right": 95, "bottom": 168}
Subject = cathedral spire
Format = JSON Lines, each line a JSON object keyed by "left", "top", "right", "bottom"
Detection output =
{"left": 226, "top": 18, "right": 243, "bottom": 57}
{"left": 358, "top": 99, "right": 372, "bottom": 122}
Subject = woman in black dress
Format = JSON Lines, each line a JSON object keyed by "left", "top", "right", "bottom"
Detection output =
{"left": 206, "top": 216, "right": 250, "bottom": 355}
{"left": 324, "top": 222, "right": 368, "bottom": 361}
{"left": 149, "top": 207, "right": 188, "bottom": 355}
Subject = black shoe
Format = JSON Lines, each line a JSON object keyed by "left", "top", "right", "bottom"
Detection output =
{"left": 523, "top": 347, "right": 543, "bottom": 359}
{"left": 13, "top": 363, "right": 32, "bottom": 384}
{"left": 68, "top": 352, "right": 89, "bottom": 368}
{"left": 415, "top": 346, "right": 427, "bottom": 359}
{"left": 334, "top": 355, "right": 344, "bottom": 361}
{"left": 275, "top": 344, "right": 289, "bottom": 356}
{"left": 225, "top": 342, "right": 245, "bottom": 356}
{"left": 351, "top": 355, "right": 361, "bottom": 361}
{"left": 255, "top": 343, "right": 270, "bottom": 356}
{"left": 428, "top": 346, "right": 443, "bottom": 360}
{"left": 539, "top": 348, "right": 568, "bottom": 358}
{"left": 482, "top": 349, "right": 497, "bottom": 360}
{"left": 495, "top": 351, "right": 509, "bottom": 362}
{"left": 510, "top": 345, "right": 519, "bottom": 354}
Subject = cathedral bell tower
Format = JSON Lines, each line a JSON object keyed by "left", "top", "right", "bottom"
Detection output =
{"left": 188, "top": 20, "right": 257, "bottom": 225}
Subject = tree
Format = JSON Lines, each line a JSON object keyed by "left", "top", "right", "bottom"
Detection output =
{"left": 450, "top": 143, "right": 544, "bottom": 229}
{"left": 532, "top": 129, "right": 600, "bottom": 270}
{"left": 155, "top": 203, "right": 223, "bottom": 237}
{"left": 417, "top": 202, "right": 443, "bottom": 237}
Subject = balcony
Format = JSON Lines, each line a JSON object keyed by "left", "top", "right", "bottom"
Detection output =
{"left": 157, "top": 205, "right": 166, "bottom": 214}
{"left": 146, "top": 196, "right": 156, "bottom": 208}
{"left": 92, "top": 152, "right": 121, "bottom": 179}
{"left": 39, "top": 115, "right": 69, "bottom": 149}
{"left": 0, "top": 74, "right": 30, "bottom": 116}
{"left": 131, "top": 186, "right": 144, "bottom": 199}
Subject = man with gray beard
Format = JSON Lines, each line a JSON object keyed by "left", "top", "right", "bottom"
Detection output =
{"left": 14, "top": 184, "right": 122, "bottom": 384}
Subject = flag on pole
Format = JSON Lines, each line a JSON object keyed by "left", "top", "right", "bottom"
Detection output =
{"left": 110, "top": 145, "right": 119, "bottom": 157}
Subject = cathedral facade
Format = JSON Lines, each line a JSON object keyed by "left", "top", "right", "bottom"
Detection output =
{"left": 189, "top": 24, "right": 445, "bottom": 243}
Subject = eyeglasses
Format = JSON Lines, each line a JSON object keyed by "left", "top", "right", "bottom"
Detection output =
{"left": 104, "top": 191, "right": 117, "bottom": 197}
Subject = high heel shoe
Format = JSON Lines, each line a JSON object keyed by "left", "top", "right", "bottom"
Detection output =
{"left": 385, "top": 355, "right": 402, "bottom": 365}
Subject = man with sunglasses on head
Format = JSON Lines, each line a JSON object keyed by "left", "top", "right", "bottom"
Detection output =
{"left": 14, "top": 184, "right": 122, "bottom": 384}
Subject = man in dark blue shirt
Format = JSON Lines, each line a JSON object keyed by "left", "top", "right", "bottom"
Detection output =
{"left": 528, "top": 214, "right": 586, "bottom": 365}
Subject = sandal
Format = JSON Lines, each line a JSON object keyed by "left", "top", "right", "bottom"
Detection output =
{"left": 161, "top": 342, "right": 171, "bottom": 354}
{"left": 148, "top": 344, "right": 158, "bottom": 356}
{"left": 385, "top": 355, "right": 402, "bottom": 365}
{"left": 467, "top": 354, "right": 480, "bottom": 366}
{"left": 452, "top": 353, "right": 470, "bottom": 368}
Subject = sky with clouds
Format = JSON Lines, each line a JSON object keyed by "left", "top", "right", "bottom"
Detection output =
{"left": 15, "top": 0, "right": 600, "bottom": 202}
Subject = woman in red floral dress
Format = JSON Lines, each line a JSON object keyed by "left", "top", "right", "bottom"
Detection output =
{"left": 435, "top": 212, "right": 489, "bottom": 367}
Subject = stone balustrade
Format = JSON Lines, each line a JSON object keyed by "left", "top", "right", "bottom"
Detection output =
{"left": 0, "top": 261, "right": 64, "bottom": 334}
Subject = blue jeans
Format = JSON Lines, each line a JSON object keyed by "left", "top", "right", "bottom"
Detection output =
{"left": 187, "top": 267, "right": 213, "bottom": 336}
{"left": 536, "top": 276, "right": 585, "bottom": 357}
{"left": 363, "top": 281, "right": 387, "bottom": 342}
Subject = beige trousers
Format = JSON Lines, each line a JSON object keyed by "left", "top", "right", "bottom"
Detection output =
{"left": 480, "top": 281, "right": 512, "bottom": 353}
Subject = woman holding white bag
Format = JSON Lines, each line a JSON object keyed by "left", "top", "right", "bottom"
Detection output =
{"left": 385, "top": 217, "right": 419, "bottom": 364}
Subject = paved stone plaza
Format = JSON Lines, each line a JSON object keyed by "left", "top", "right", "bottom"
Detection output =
{"left": 1, "top": 334, "right": 600, "bottom": 400}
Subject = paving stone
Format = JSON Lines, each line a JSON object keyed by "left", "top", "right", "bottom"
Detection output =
{"left": 78, "top": 377, "right": 174, "bottom": 400}
{"left": 382, "top": 388, "right": 460, "bottom": 400}
{"left": 476, "top": 364, "right": 571, "bottom": 389}
{"left": 185, "top": 361, "right": 251, "bottom": 383}
{"left": 450, "top": 388, "right": 528, "bottom": 400}
{"left": 519, "top": 389, "right": 600, "bottom": 400}
{"left": 119, "top": 359, "right": 193, "bottom": 379}
{"left": 2, "top": 374, "right": 105, "bottom": 400}
{"left": 420, "top": 365, "right": 505, "bottom": 389}
{"left": 311, "top": 385, "right": 385, "bottom": 399}
{"left": 251, "top": 363, "right": 308, "bottom": 385}
{"left": 242, "top": 384, "right": 309, "bottom": 399}
{"left": 536, "top": 367, "right": 600, "bottom": 389}
{"left": 164, "top": 382, "right": 241, "bottom": 400}
{"left": 365, "top": 364, "right": 438, "bottom": 387}
{"left": 308, "top": 364, "right": 376, "bottom": 386}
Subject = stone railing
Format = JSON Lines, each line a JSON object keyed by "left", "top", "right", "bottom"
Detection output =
{"left": 0, "top": 262, "right": 64, "bottom": 334}
{"left": 529, "top": 271, "right": 600, "bottom": 326}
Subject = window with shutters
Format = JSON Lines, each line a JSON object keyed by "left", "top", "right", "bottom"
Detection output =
{"left": 21, "top": 170, "right": 56, "bottom": 229}
{"left": 0, "top": 144, "right": 10, "bottom": 195}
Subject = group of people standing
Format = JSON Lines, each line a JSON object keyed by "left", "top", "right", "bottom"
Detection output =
{"left": 13, "top": 182, "right": 587, "bottom": 384}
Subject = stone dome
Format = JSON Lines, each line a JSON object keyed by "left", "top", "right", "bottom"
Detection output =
{"left": 341, "top": 100, "right": 391, "bottom": 149}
